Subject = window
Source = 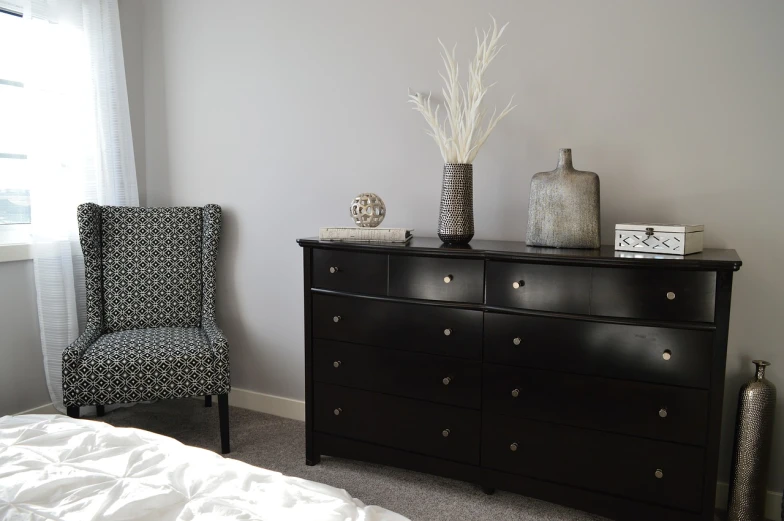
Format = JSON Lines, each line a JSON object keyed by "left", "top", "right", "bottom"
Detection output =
{"left": 0, "top": 7, "right": 31, "bottom": 243}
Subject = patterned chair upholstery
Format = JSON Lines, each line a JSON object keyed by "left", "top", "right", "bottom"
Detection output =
{"left": 62, "top": 204, "right": 231, "bottom": 453}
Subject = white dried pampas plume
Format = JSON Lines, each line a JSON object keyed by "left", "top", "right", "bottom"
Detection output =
{"left": 408, "top": 16, "right": 516, "bottom": 165}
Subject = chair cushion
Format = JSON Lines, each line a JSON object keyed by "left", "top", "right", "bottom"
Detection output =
{"left": 74, "top": 327, "right": 215, "bottom": 405}
{"left": 101, "top": 206, "right": 203, "bottom": 332}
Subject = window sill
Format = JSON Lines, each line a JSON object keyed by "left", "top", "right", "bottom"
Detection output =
{"left": 0, "top": 242, "right": 33, "bottom": 262}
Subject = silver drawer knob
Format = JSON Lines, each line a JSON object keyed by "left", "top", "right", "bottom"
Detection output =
{"left": 659, "top": 407, "right": 668, "bottom": 418}
{"left": 510, "top": 442, "right": 518, "bottom": 452}
{"left": 333, "top": 361, "right": 341, "bottom": 368}
{"left": 333, "top": 408, "right": 342, "bottom": 416}
{"left": 442, "top": 429, "right": 450, "bottom": 437}
{"left": 512, "top": 280, "right": 525, "bottom": 289}
{"left": 513, "top": 337, "right": 522, "bottom": 346}
{"left": 329, "top": 266, "right": 339, "bottom": 274}
{"left": 662, "top": 350, "right": 672, "bottom": 361}
{"left": 333, "top": 316, "right": 341, "bottom": 323}
{"left": 511, "top": 388, "right": 520, "bottom": 398}
{"left": 442, "top": 376, "right": 452, "bottom": 386}
{"left": 666, "top": 291, "right": 676, "bottom": 301}
{"left": 444, "top": 274, "right": 453, "bottom": 283}
{"left": 655, "top": 469, "right": 664, "bottom": 479}
{"left": 444, "top": 328, "right": 452, "bottom": 336}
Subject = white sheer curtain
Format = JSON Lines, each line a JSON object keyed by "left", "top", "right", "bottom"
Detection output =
{"left": 3, "top": 0, "right": 138, "bottom": 412}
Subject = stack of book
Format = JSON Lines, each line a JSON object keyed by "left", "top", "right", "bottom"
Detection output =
{"left": 319, "top": 227, "right": 413, "bottom": 243}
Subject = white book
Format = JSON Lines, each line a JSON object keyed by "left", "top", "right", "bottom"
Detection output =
{"left": 319, "top": 227, "right": 413, "bottom": 243}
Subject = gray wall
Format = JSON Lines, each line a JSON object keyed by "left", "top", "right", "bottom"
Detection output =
{"left": 118, "top": 0, "right": 146, "bottom": 206}
{"left": 0, "top": 261, "right": 48, "bottom": 415}
{"left": 119, "top": 0, "right": 784, "bottom": 491}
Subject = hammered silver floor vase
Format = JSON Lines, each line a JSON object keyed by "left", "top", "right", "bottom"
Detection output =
{"left": 438, "top": 163, "right": 474, "bottom": 244}
{"left": 526, "top": 149, "right": 600, "bottom": 249}
{"left": 728, "top": 360, "right": 777, "bottom": 521}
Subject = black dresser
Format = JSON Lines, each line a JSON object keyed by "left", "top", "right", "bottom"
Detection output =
{"left": 297, "top": 237, "right": 741, "bottom": 521}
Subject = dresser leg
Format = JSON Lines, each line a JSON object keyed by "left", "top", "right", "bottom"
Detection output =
{"left": 306, "top": 455, "right": 321, "bottom": 466}
{"left": 482, "top": 486, "right": 495, "bottom": 495}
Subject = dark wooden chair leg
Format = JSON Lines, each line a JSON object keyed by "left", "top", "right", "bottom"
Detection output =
{"left": 96, "top": 405, "right": 105, "bottom": 417}
{"left": 205, "top": 395, "right": 212, "bottom": 407}
{"left": 67, "top": 406, "right": 80, "bottom": 419}
{"left": 218, "top": 393, "right": 230, "bottom": 454}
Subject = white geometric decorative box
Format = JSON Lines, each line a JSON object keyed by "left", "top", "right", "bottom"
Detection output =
{"left": 615, "top": 223, "right": 704, "bottom": 255}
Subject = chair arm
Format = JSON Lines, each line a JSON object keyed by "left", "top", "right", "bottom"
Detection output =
{"left": 62, "top": 327, "right": 102, "bottom": 368}
{"left": 62, "top": 327, "right": 102, "bottom": 407}
{"left": 202, "top": 318, "right": 231, "bottom": 394}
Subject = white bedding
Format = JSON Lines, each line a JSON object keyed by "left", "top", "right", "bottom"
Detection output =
{"left": 0, "top": 415, "right": 408, "bottom": 521}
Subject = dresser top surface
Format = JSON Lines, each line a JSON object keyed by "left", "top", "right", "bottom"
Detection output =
{"left": 297, "top": 237, "right": 742, "bottom": 271}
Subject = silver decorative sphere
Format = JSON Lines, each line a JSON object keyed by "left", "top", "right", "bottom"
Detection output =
{"left": 350, "top": 193, "right": 386, "bottom": 227}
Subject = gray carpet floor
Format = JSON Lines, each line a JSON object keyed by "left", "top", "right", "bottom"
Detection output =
{"left": 96, "top": 398, "right": 667, "bottom": 521}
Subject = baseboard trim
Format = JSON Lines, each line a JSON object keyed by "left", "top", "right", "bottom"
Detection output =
{"left": 12, "top": 390, "right": 306, "bottom": 421}
{"left": 207, "top": 388, "right": 306, "bottom": 422}
{"left": 715, "top": 481, "right": 781, "bottom": 520}
{"left": 14, "top": 402, "right": 59, "bottom": 415}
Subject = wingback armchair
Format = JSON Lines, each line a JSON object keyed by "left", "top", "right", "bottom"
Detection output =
{"left": 62, "top": 204, "right": 231, "bottom": 453}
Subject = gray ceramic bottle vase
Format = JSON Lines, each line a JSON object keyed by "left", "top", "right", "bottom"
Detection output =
{"left": 728, "top": 360, "right": 777, "bottom": 521}
{"left": 438, "top": 163, "right": 474, "bottom": 244}
{"left": 526, "top": 149, "right": 600, "bottom": 249}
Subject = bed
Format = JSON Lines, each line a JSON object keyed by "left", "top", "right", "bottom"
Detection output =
{"left": 0, "top": 415, "right": 408, "bottom": 521}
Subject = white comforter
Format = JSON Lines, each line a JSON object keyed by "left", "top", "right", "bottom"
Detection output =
{"left": 0, "top": 415, "right": 408, "bottom": 521}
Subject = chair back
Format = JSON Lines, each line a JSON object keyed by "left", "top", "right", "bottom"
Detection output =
{"left": 77, "top": 204, "right": 221, "bottom": 332}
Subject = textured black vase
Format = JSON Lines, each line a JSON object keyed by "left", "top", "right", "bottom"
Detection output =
{"left": 438, "top": 163, "right": 474, "bottom": 244}
{"left": 728, "top": 360, "right": 777, "bottom": 521}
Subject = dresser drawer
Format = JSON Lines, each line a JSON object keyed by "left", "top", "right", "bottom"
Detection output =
{"left": 483, "top": 364, "right": 709, "bottom": 445}
{"left": 484, "top": 313, "right": 713, "bottom": 389}
{"left": 315, "top": 382, "right": 480, "bottom": 464}
{"left": 312, "top": 248, "right": 387, "bottom": 296}
{"left": 592, "top": 268, "right": 716, "bottom": 323}
{"left": 485, "top": 261, "right": 591, "bottom": 314}
{"left": 313, "top": 294, "right": 483, "bottom": 359}
{"left": 389, "top": 255, "right": 484, "bottom": 303}
{"left": 314, "top": 340, "right": 481, "bottom": 409}
{"left": 482, "top": 414, "right": 705, "bottom": 512}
